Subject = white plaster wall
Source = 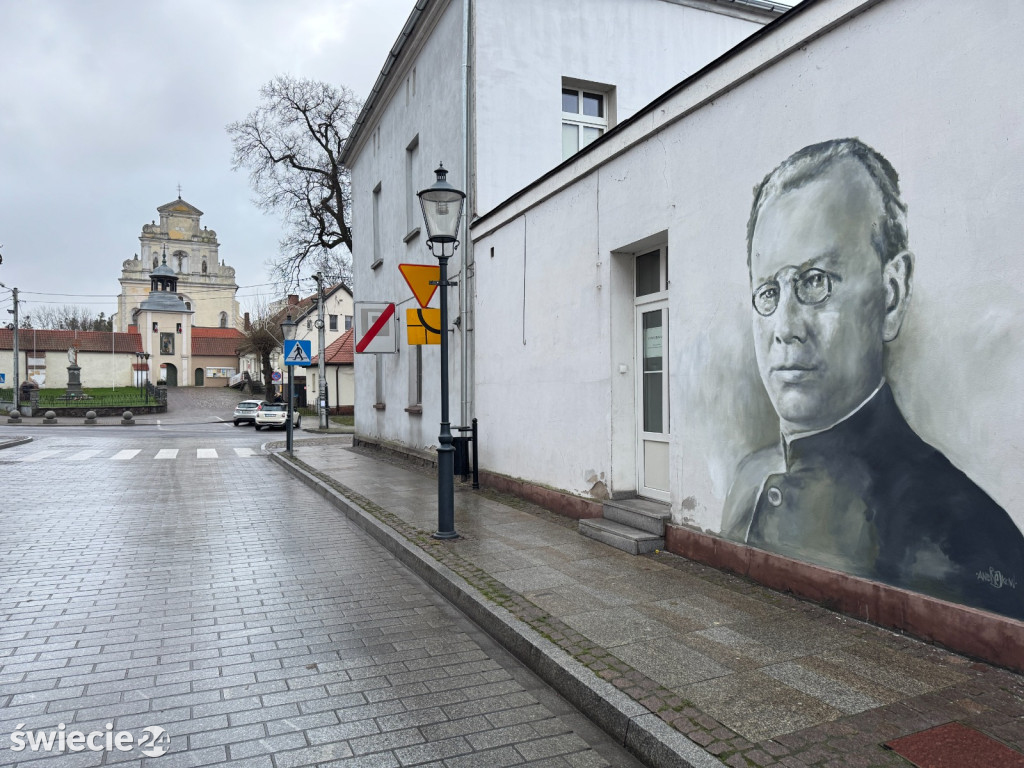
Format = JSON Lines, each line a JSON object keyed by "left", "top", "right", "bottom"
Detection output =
{"left": 350, "top": 0, "right": 467, "bottom": 450}
{"left": 473, "top": 0, "right": 764, "bottom": 214}
{"left": 472, "top": 0, "right": 1024, "bottom": 536}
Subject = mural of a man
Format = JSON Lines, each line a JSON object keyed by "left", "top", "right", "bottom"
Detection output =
{"left": 723, "top": 138, "right": 1024, "bottom": 620}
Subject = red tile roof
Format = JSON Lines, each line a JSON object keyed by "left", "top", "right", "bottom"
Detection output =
{"left": 0, "top": 328, "right": 142, "bottom": 354}
{"left": 192, "top": 327, "right": 244, "bottom": 338}
{"left": 311, "top": 329, "right": 354, "bottom": 365}
{"left": 191, "top": 327, "right": 244, "bottom": 357}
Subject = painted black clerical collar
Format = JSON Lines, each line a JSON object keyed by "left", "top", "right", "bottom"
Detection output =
{"left": 780, "top": 379, "right": 887, "bottom": 466}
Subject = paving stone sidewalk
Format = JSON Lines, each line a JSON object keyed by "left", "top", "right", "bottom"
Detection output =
{"left": 279, "top": 438, "right": 1024, "bottom": 768}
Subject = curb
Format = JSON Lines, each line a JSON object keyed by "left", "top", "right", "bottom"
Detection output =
{"left": 0, "top": 435, "right": 33, "bottom": 450}
{"left": 270, "top": 452, "right": 723, "bottom": 768}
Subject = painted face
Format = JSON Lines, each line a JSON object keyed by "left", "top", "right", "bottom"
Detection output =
{"left": 750, "top": 158, "right": 888, "bottom": 433}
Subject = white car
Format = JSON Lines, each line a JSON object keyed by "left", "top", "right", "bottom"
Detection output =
{"left": 254, "top": 402, "right": 301, "bottom": 430}
{"left": 232, "top": 399, "right": 266, "bottom": 426}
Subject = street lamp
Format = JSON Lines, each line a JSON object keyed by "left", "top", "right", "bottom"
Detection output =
{"left": 417, "top": 163, "right": 466, "bottom": 540}
{"left": 142, "top": 353, "right": 151, "bottom": 404}
{"left": 280, "top": 314, "right": 297, "bottom": 455}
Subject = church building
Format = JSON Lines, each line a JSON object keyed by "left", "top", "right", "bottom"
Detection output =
{"left": 113, "top": 196, "right": 240, "bottom": 332}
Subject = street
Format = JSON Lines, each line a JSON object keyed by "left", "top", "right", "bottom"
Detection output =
{"left": 0, "top": 421, "right": 644, "bottom": 767}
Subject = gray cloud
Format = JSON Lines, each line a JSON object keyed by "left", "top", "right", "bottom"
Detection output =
{"left": 0, "top": 0, "right": 410, "bottom": 316}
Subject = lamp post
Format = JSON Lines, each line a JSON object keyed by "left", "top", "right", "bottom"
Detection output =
{"left": 142, "top": 353, "right": 150, "bottom": 404}
{"left": 417, "top": 164, "right": 466, "bottom": 540}
{"left": 280, "top": 314, "right": 297, "bottom": 455}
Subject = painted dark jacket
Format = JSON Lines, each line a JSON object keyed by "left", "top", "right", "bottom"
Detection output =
{"left": 723, "top": 385, "right": 1024, "bottom": 621}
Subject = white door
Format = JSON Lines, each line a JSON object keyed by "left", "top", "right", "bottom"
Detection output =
{"left": 636, "top": 301, "right": 669, "bottom": 501}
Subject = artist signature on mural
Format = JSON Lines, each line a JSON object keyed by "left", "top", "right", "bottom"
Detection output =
{"left": 976, "top": 567, "right": 1017, "bottom": 590}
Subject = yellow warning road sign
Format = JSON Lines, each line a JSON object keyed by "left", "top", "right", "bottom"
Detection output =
{"left": 398, "top": 263, "right": 440, "bottom": 308}
{"left": 406, "top": 308, "right": 441, "bottom": 345}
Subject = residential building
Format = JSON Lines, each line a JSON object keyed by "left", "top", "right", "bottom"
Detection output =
{"left": 343, "top": 0, "right": 783, "bottom": 452}
{"left": 346, "top": 0, "right": 1024, "bottom": 654}
{"left": 270, "top": 284, "right": 354, "bottom": 407}
{"left": 311, "top": 329, "right": 355, "bottom": 414}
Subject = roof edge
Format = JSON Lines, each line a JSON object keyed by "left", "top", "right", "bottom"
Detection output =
{"left": 342, "top": 0, "right": 433, "bottom": 166}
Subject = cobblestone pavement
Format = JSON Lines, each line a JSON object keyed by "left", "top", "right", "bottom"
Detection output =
{"left": 0, "top": 434, "right": 644, "bottom": 767}
{"left": 282, "top": 439, "right": 1024, "bottom": 768}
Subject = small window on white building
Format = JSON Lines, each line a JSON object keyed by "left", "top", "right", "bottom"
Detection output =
{"left": 219, "top": 311, "right": 228, "bottom": 328}
{"left": 372, "top": 182, "right": 383, "bottom": 268}
{"left": 344, "top": 315, "right": 353, "bottom": 331}
{"left": 405, "top": 135, "right": 420, "bottom": 238}
{"left": 407, "top": 345, "right": 422, "bottom": 411}
{"left": 562, "top": 81, "right": 613, "bottom": 160}
{"left": 329, "top": 314, "right": 338, "bottom": 332}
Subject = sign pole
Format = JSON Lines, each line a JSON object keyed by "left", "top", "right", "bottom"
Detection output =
{"left": 286, "top": 363, "right": 294, "bottom": 455}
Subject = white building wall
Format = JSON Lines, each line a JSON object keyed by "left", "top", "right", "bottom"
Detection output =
{"left": 351, "top": 0, "right": 467, "bottom": 451}
{"left": 472, "top": 0, "right": 1024, "bottom": 539}
{"left": 473, "top": 0, "right": 765, "bottom": 213}
{"left": 349, "top": 0, "right": 773, "bottom": 455}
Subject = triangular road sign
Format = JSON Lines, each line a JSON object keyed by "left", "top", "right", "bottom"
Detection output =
{"left": 398, "top": 263, "right": 441, "bottom": 308}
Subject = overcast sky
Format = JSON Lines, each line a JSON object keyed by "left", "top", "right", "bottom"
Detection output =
{"left": 0, "top": 0, "right": 413, "bottom": 323}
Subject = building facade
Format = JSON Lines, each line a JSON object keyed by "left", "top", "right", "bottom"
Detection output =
{"left": 344, "top": 0, "right": 781, "bottom": 453}
{"left": 114, "top": 197, "right": 240, "bottom": 333}
{"left": 269, "top": 284, "right": 355, "bottom": 407}
{"left": 344, "top": 0, "right": 1024, "bottom": 648}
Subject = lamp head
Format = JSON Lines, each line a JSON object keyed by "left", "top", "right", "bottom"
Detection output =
{"left": 280, "top": 313, "right": 297, "bottom": 341}
{"left": 418, "top": 163, "right": 466, "bottom": 246}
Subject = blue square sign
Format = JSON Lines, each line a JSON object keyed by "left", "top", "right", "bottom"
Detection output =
{"left": 283, "top": 339, "right": 312, "bottom": 366}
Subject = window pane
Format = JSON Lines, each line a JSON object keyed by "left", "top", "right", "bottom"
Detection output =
{"left": 636, "top": 249, "right": 661, "bottom": 296}
{"left": 582, "top": 92, "right": 603, "bottom": 118}
{"left": 561, "top": 88, "right": 578, "bottom": 114}
{"left": 642, "top": 311, "right": 664, "bottom": 434}
{"left": 581, "top": 126, "right": 603, "bottom": 148}
{"left": 562, "top": 123, "right": 578, "bottom": 159}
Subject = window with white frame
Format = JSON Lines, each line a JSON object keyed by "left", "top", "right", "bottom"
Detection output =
{"left": 407, "top": 345, "right": 422, "bottom": 412}
{"left": 405, "top": 136, "right": 420, "bottom": 238}
{"left": 372, "top": 182, "right": 383, "bottom": 268}
{"left": 562, "top": 82, "right": 613, "bottom": 160}
{"left": 329, "top": 314, "right": 338, "bottom": 332}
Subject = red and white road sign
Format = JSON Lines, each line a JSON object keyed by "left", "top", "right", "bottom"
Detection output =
{"left": 354, "top": 302, "right": 397, "bottom": 354}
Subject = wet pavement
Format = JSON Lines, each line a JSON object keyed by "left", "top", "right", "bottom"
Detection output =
{"left": 0, "top": 425, "right": 639, "bottom": 767}
{"left": 277, "top": 438, "right": 1024, "bottom": 768}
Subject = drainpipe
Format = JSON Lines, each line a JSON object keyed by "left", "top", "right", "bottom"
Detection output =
{"left": 460, "top": 0, "right": 474, "bottom": 428}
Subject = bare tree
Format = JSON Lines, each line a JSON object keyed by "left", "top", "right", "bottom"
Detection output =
{"left": 29, "top": 305, "right": 112, "bottom": 331}
{"left": 228, "top": 75, "right": 360, "bottom": 289}
{"left": 236, "top": 298, "right": 284, "bottom": 396}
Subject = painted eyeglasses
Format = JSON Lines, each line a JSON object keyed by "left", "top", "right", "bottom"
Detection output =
{"left": 752, "top": 268, "right": 838, "bottom": 317}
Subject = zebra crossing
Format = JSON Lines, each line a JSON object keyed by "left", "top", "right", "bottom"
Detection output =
{"left": 11, "top": 446, "right": 259, "bottom": 462}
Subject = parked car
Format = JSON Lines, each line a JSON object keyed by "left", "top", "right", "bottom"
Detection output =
{"left": 232, "top": 399, "right": 266, "bottom": 426}
{"left": 254, "top": 402, "right": 300, "bottom": 430}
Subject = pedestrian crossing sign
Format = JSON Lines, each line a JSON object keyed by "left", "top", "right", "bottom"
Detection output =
{"left": 283, "top": 339, "right": 312, "bottom": 366}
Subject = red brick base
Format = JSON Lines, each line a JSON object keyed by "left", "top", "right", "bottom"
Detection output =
{"left": 665, "top": 524, "right": 1024, "bottom": 673}
{"left": 479, "top": 471, "right": 603, "bottom": 520}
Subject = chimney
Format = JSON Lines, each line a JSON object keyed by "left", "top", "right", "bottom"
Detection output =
{"left": 243, "top": 312, "right": 250, "bottom": 331}
{"left": 287, "top": 294, "right": 299, "bottom": 306}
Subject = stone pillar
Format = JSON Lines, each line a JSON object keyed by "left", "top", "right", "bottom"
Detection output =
{"left": 66, "top": 365, "right": 83, "bottom": 395}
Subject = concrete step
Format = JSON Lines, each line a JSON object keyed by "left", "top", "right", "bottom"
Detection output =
{"left": 579, "top": 518, "right": 664, "bottom": 555}
{"left": 602, "top": 497, "right": 670, "bottom": 535}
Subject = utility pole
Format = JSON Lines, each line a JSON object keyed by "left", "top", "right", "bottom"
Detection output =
{"left": 2, "top": 284, "right": 19, "bottom": 410}
{"left": 315, "top": 272, "right": 328, "bottom": 430}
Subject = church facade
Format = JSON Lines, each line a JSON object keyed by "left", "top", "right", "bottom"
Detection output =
{"left": 113, "top": 197, "right": 240, "bottom": 333}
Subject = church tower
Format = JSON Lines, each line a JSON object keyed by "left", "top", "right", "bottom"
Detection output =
{"left": 114, "top": 195, "right": 240, "bottom": 333}
{"left": 136, "top": 248, "right": 195, "bottom": 387}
